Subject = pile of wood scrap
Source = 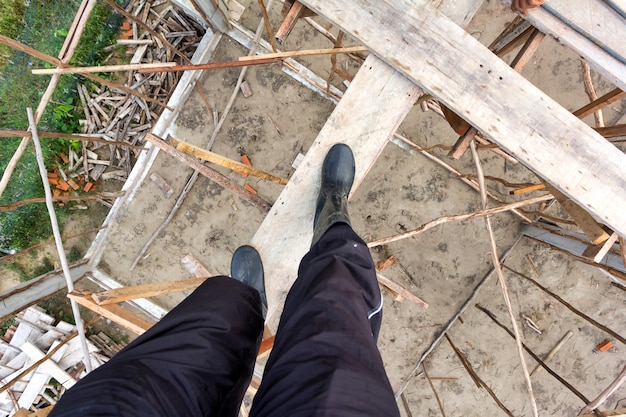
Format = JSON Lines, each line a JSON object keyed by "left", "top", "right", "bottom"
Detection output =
{"left": 74, "top": 3, "right": 205, "bottom": 194}
{"left": 0, "top": 307, "right": 124, "bottom": 416}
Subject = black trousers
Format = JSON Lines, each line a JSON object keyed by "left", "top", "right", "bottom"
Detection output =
{"left": 50, "top": 224, "right": 399, "bottom": 417}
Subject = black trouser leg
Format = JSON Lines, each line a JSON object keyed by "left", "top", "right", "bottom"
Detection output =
{"left": 50, "top": 277, "right": 264, "bottom": 417}
{"left": 250, "top": 224, "right": 400, "bottom": 417}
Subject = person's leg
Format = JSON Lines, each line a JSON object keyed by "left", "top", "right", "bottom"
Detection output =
{"left": 50, "top": 276, "right": 264, "bottom": 417}
{"left": 250, "top": 223, "right": 399, "bottom": 417}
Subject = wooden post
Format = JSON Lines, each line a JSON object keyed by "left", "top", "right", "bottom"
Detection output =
{"left": 275, "top": 1, "right": 305, "bottom": 44}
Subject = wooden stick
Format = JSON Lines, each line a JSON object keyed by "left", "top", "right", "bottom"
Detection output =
{"left": 619, "top": 236, "right": 626, "bottom": 268}
{"left": 445, "top": 334, "right": 514, "bottom": 416}
{"left": 447, "top": 126, "right": 477, "bottom": 159}
{"left": 275, "top": 1, "right": 304, "bottom": 44}
{"left": 469, "top": 140, "right": 539, "bottom": 417}
{"left": 68, "top": 290, "right": 154, "bottom": 335}
{"left": 92, "top": 277, "right": 209, "bottom": 305}
{"left": 28, "top": 107, "right": 93, "bottom": 372}
{"left": 530, "top": 330, "right": 573, "bottom": 377}
{"left": 145, "top": 133, "right": 272, "bottom": 211}
{"left": 376, "top": 273, "right": 428, "bottom": 309}
{"left": 510, "top": 184, "right": 546, "bottom": 195}
{"left": 239, "top": 45, "right": 367, "bottom": 61}
{"left": 368, "top": 194, "right": 550, "bottom": 247}
{"left": 423, "top": 362, "right": 447, "bottom": 417}
{"left": 581, "top": 61, "right": 604, "bottom": 127}
{"left": 510, "top": 29, "right": 546, "bottom": 71}
{"left": 545, "top": 184, "right": 610, "bottom": 245}
{"left": 504, "top": 265, "right": 626, "bottom": 344}
{"left": 0, "top": 34, "right": 169, "bottom": 109}
{"left": 582, "top": 370, "right": 626, "bottom": 417}
{"left": 0, "top": 129, "right": 147, "bottom": 149}
{"left": 593, "top": 232, "right": 620, "bottom": 263}
{"left": 169, "top": 137, "right": 289, "bottom": 185}
{"left": 32, "top": 62, "right": 176, "bottom": 75}
{"left": 475, "top": 304, "right": 591, "bottom": 405}
{"left": 594, "top": 124, "right": 626, "bottom": 138}
{"left": 578, "top": 409, "right": 626, "bottom": 417}
{"left": 573, "top": 88, "right": 625, "bottom": 120}
{"left": 0, "top": 192, "right": 124, "bottom": 213}
{"left": 257, "top": 0, "right": 278, "bottom": 52}
{"left": 137, "top": 57, "right": 282, "bottom": 73}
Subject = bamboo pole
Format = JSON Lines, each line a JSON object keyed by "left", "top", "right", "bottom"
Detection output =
{"left": 0, "top": 130, "right": 146, "bottom": 149}
{"left": 0, "top": 192, "right": 124, "bottom": 213}
{"left": 368, "top": 194, "right": 550, "bottom": 247}
{"left": 32, "top": 62, "right": 177, "bottom": 75}
{"left": 238, "top": 45, "right": 367, "bottom": 61}
{"left": 27, "top": 108, "right": 92, "bottom": 372}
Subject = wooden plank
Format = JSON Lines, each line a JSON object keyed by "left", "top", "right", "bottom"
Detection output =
{"left": 169, "top": 137, "right": 289, "bottom": 185}
{"left": 19, "top": 342, "right": 76, "bottom": 389}
{"left": 251, "top": 55, "right": 420, "bottom": 326}
{"left": 595, "top": 124, "right": 626, "bottom": 139}
{"left": 545, "top": 184, "right": 610, "bottom": 245}
{"left": 376, "top": 273, "right": 428, "bottom": 309}
{"left": 507, "top": 0, "right": 626, "bottom": 92}
{"left": 67, "top": 290, "right": 154, "bottom": 335}
{"left": 91, "top": 277, "right": 208, "bottom": 305}
{"left": 299, "top": 0, "right": 626, "bottom": 237}
{"left": 181, "top": 254, "right": 211, "bottom": 277}
{"left": 573, "top": 88, "right": 625, "bottom": 120}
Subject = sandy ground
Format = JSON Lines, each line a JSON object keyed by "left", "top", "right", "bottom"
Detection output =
{"left": 28, "top": 0, "right": 626, "bottom": 415}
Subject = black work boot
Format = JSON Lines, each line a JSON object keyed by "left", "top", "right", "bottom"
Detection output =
{"left": 311, "top": 143, "right": 355, "bottom": 246}
{"left": 230, "top": 245, "right": 267, "bottom": 319}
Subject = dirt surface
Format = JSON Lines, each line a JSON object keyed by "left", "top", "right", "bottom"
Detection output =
{"left": 74, "top": 0, "right": 626, "bottom": 415}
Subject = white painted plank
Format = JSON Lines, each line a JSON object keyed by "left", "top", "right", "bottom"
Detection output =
{"left": 299, "top": 0, "right": 626, "bottom": 237}
{"left": 20, "top": 342, "right": 76, "bottom": 389}
{"left": 503, "top": 0, "right": 626, "bottom": 92}
{"left": 251, "top": 55, "right": 420, "bottom": 326}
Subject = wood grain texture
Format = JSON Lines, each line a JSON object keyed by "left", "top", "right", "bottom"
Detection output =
{"left": 251, "top": 55, "right": 420, "bottom": 327}
{"left": 300, "top": 0, "right": 626, "bottom": 237}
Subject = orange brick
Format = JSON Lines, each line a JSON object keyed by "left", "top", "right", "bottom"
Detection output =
{"left": 59, "top": 153, "right": 69, "bottom": 164}
{"left": 84, "top": 182, "right": 94, "bottom": 192}
{"left": 597, "top": 339, "right": 613, "bottom": 352}
{"left": 53, "top": 189, "right": 62, "bottom": 197}
{"left": 67, "top": 179, "right": 79, "bottom": 190}
{"left": 241, "top": 155, "right": 252, "bottom": 167}
{"left": 47, "top": 171, "right": 59, "bottom": 179}
{"left": 48, "top": 178, "right": 59, "bottom": 186}
{"left": 122, "top": 21, "right": 131, "bottom": 30}
{"left": 244, "top": 184, "right": 257, "bottom": 195}
{"left": 57, "top": 181, "right": 70, "bottom": 191}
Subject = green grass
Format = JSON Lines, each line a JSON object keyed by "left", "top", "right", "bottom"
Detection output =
{"left": 0, "top": 0, "right": 26, "bottom": 66}
{"left": 0, "top": 1, "right": 123, "bottom": 253}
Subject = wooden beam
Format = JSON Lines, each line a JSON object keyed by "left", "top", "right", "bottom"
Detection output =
{"left": 545, "top": 184, "right": 610, "bottom": 245}
{"left": 594, "top": 124, "right": 626, "bottom": 139}
{"left": 91, "top": 277, "right": 209, "bottom": 305}
{"left": 144, "top": 133, "right": 272, "bottom": 212}
{"left": 251, "top": 55, "right": 420, "bottom": 327}
{"left": 573, "top": 88, "right": 625, "bottom": 120}
{"left": 169, "top": 136, "right": 289, "bottom": 185}
{"left": 32, "top": 62, "right": 176, "bottom": 75}
{"left": 67, "top": 290, "right": 154, "bottom": 334}
{"left": 275, "top": 1, "right": 305, "bottom": 45}
{"left": 298, "top": 0, "right": 626, "bottom": 237}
